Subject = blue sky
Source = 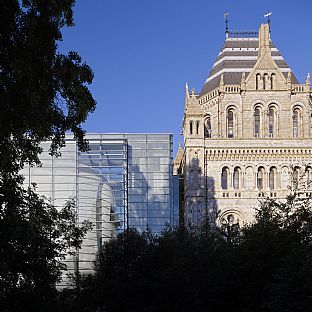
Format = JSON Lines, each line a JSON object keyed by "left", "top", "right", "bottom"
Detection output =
{"left": 59, "top": 0, "right": 312, "bottom": 154}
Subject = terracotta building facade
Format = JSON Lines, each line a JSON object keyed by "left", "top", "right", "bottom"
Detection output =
{"left": 174, "top": 23, "right": 312, "bottom": 228}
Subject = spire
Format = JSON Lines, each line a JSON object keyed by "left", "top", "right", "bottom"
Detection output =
{"left": 185, "top": 82, "right": 190, "bottom": 99}
{"left": 191, "top": 88, "right": 196, "bottom": 98}
{"left": 306, "top": 73, "right": 310, "bottom": 87}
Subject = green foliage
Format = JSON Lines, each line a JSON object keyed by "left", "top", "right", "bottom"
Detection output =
{"left": 0, "top": 180, "right": 91, "bottom": 311}
{"left": 64, "top": 194, "right": 312, "bottom": 312}
{"left": 0, "top": 1, "right": 95, "bottom": 310}
{"left": 0, "top": 0, "right": 96, "bottom": 174}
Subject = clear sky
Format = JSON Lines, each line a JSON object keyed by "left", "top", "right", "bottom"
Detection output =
{"left": 59, "top": 0, "right": 312, "bottom": 155}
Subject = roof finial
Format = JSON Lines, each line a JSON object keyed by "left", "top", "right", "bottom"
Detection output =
{"left": 185, "top": 82, "right": 190, "bottom": 98}
{"left": 224, "top": 11, "right": 229, "bottom": 38}
{"left": 306, "top": 73, "right": 310, "bottom": 86}
{"left": 220, "top": 73, "right": 224, "bottom": 86}
{"left": 264, "top": 11, "right": 272, "bottom": 33}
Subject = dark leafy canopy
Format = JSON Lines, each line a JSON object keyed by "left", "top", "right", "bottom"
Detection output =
{"left": 0, "top": 0, "right": 96, "bottom": 174}
{"left": 0, "top": 1, "right": 95, "bottom": 311}
{"left": 0, "top": 184, "right": 91, "bottom": 311}
{"left": 72, "top": 195, "right": 312, "bottom": 312}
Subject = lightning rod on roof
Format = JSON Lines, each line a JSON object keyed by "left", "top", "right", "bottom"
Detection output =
{"left": 224, "top": 11, "right": 229, "bottom": 37}
{"left": 264, "top": 11, "right": 272, "bottom": 33}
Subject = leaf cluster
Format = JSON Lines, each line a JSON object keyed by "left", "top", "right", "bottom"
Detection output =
{"left": 63, "top": 195, "right": 312, "bottom": 312}
{"left": 0, "top": 0, "right": 96, "bottom": 174}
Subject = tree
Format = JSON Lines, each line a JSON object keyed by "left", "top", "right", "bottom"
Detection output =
{"left": 0, "top": 188, "right": 91, "bottom": 311}
{"left": 74, "top": 194, "right": 312, "bottom": 312}
{"left": 0, "top": 0, "right": 96, "bottom": 174}
{"left": 0, "top": 1, "right": 96, "bottom": 310}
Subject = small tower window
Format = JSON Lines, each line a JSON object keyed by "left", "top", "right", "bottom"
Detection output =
{"left": 269, "top": 167, "right": 276, "bottom": 190}
{"left": 227, "top": 109, "right": 234, "bottom": 138}
{"left": 257, "top": 167, "right": 265, "bottom": 190}
{"left": 293, "top": 167, "right": 300, "bottom": 190}
{"left": 204, "top": 115, "right": 212, "bottom": 138}
{"left": 268, "top": 107, "right": 274, "bottom": 137}
{"left": 293, "top": 108, "right": 300, "bottom": 138}
{"left": 271, "top": 74, "right": 275, "bottom": 90}
{"left": 221, "top": 167, "right": 229, "bottom": 190}
{"left": 233, "top": 167, "right": 240, "bottom": 190}
{"left": 196, "top": 121, "right": 200, "bottom": 135}
{"left": 254, "top": 107, "right": 261, "bottom": 137}
{"left": 190, "top": 121, "right": 193, "bottom": 135}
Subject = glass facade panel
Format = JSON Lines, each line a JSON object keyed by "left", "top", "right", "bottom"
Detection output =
{"left": 22, "top": 133, "right": 174, "bottom": 286}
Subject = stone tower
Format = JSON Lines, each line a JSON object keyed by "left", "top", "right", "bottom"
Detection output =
{"left": 175, "top": 23, "right": 312, "bottom": 228}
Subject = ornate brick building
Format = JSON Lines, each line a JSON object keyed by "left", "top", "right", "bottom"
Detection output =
{"left": 174, "top": 23, "right": 312, "bottom": 228}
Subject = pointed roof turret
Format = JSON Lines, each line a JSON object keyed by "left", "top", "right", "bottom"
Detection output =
{"left": 185, "top": 82, "right": 190, "bottom": 99}
{"left": 184, "top": 88, "right": 205, "bottom": 116}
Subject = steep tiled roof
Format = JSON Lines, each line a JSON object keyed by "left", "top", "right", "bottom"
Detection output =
{"left": 200, "top": 35, "right": 298, "bottom": 96}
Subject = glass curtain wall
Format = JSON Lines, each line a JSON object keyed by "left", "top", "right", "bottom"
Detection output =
{"left": 21, "top": 133, "right": 174, "bottom": 285}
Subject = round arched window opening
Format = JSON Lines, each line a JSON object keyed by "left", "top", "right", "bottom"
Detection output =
{"left": 227, "top": 109, "right": 234, "bottom": 138}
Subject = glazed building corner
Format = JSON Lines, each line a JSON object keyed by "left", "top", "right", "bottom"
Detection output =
{"left": 174, "top": 23, "right": 312, "bottom": 229}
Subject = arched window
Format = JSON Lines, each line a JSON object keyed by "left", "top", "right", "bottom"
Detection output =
{"left": 190, "top": 121, "right": 193, "bottom": 135}
{"left": 196, "top": 121, "right": 200, "bottom": 135}
{"left": 269, "top": 167, "right": 276, "bottom": 190}
{"left": 227, "top": 109, "right": 234, "bottom": 138}
{"left": 254, "top": 107, "right": 261, "bottom": 137}
{"left": 233, "top": 167, "right": 240, "bottom": 190}
{"left": 204, "top": 115, "right": 212, "bottom": 138}
{"left": 268, "top": 107, "right": 274, "bottom": 137}
{"left": 221, "top": 167, "right": 229, "bottom": 190}
{"left": 257, "top": 167, "right": 265, "bottom": 190}
{"left": 271, "top": 74, "right": 275, "bottom": 90}
{"left": 293, "top": 108, "right": 300, "bottom": 138}
{"left": 293, "top": 166, "right": 300, "bottom": 190}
